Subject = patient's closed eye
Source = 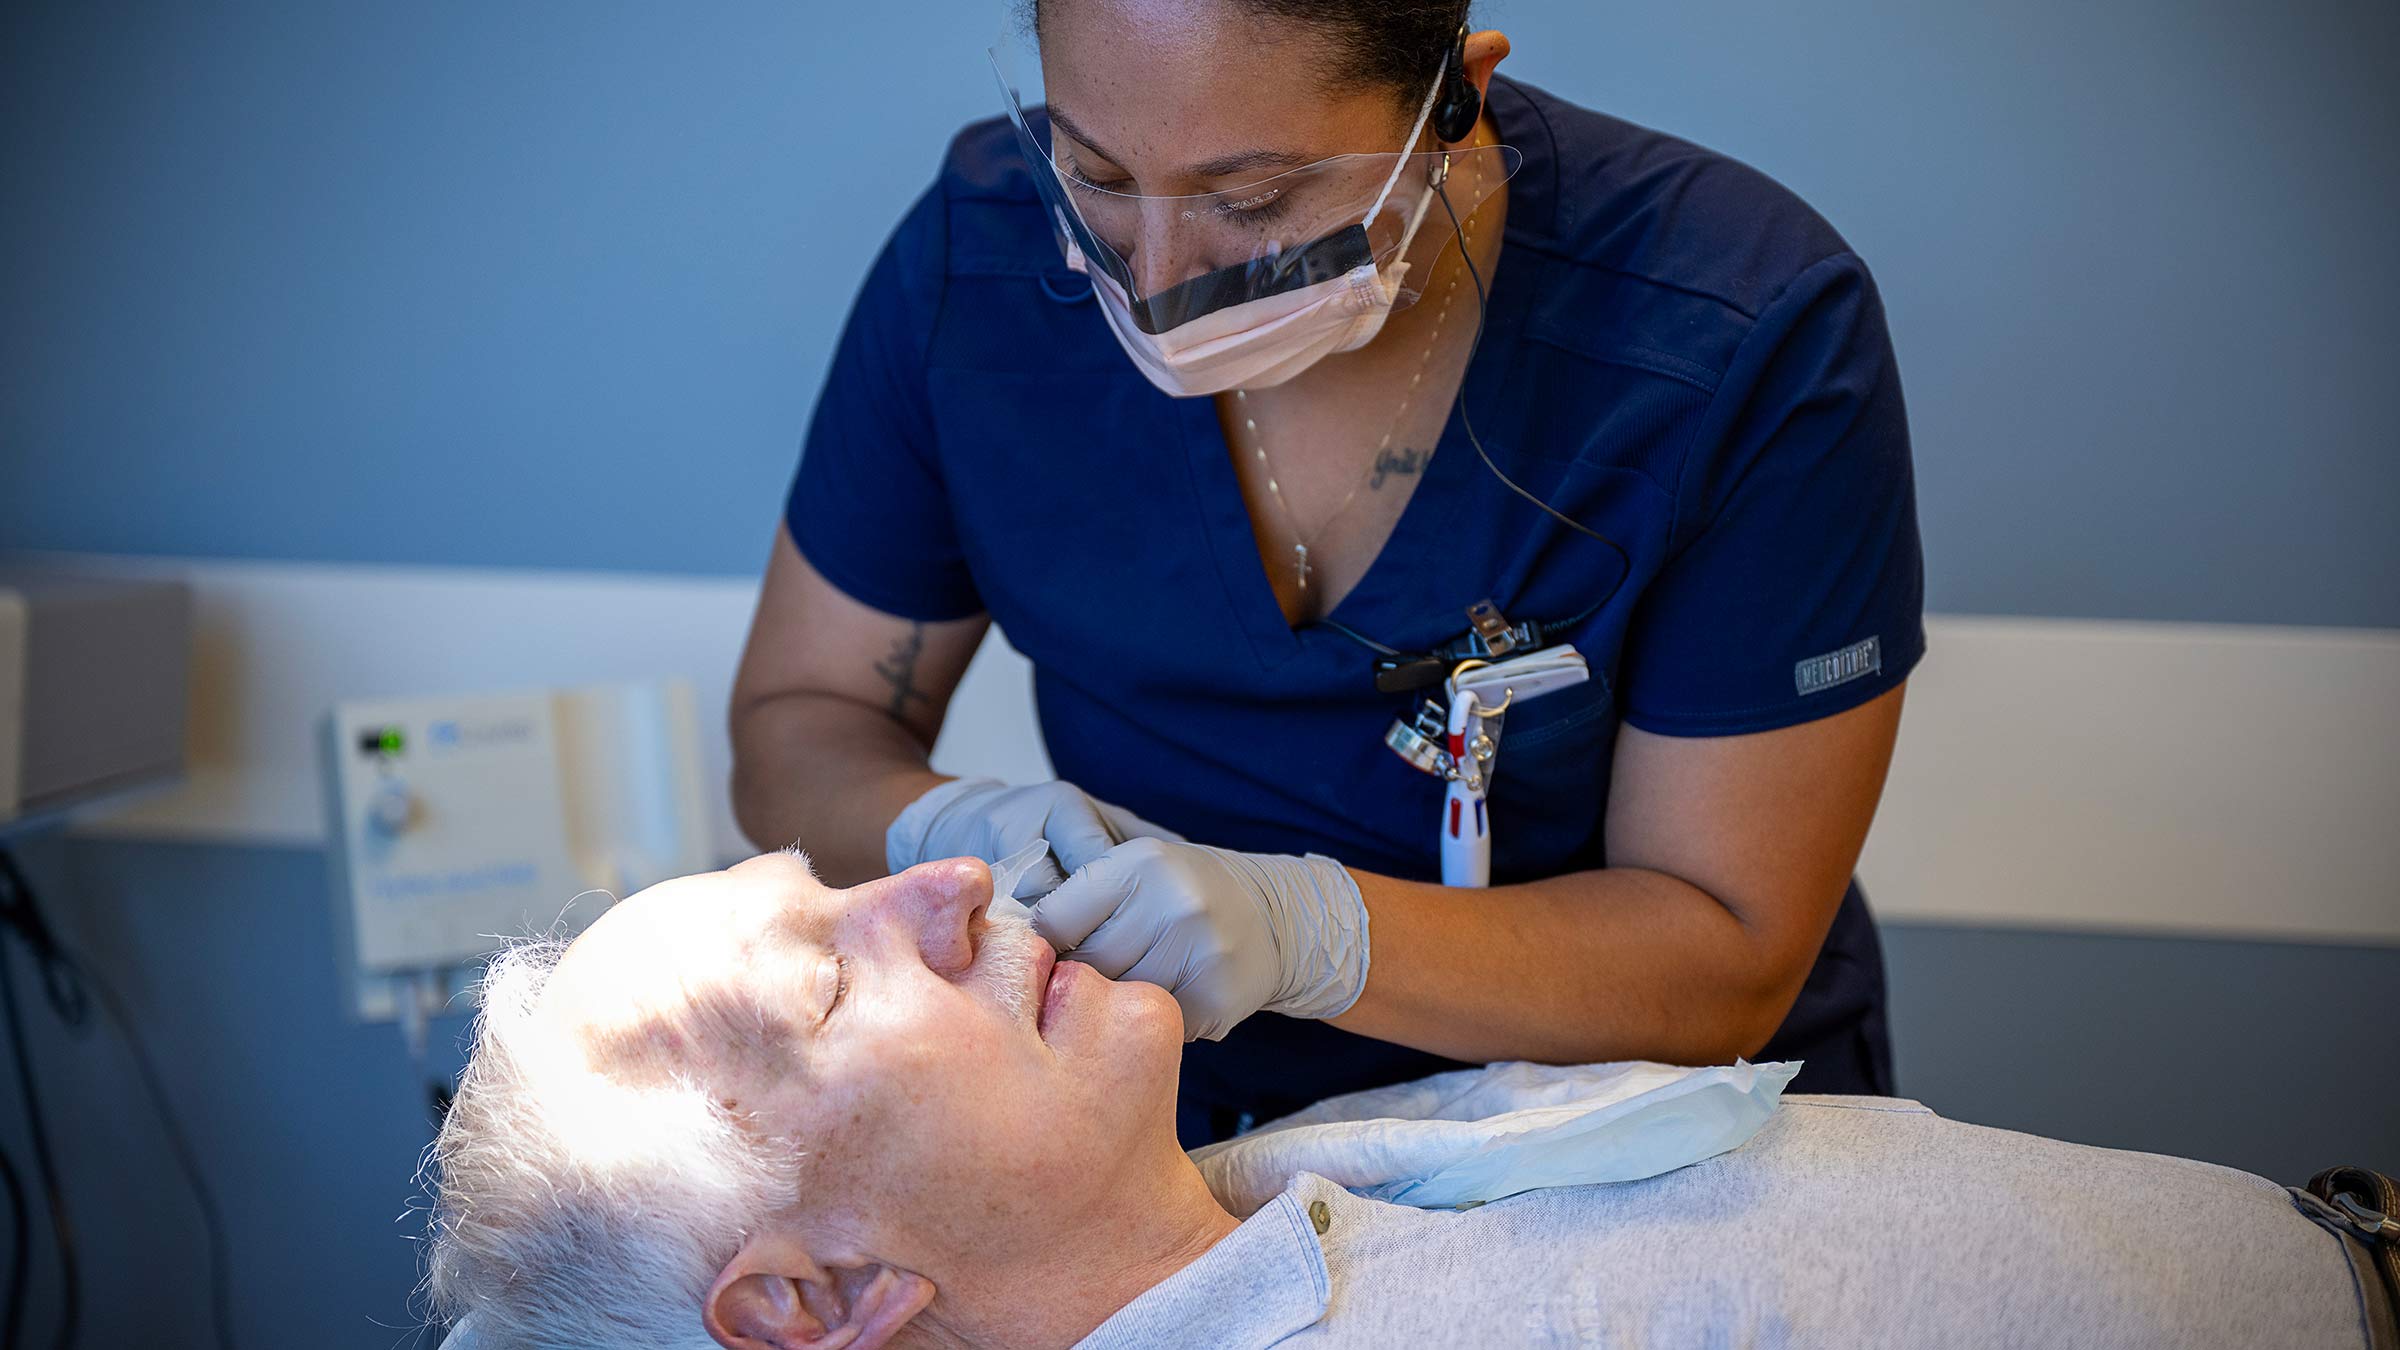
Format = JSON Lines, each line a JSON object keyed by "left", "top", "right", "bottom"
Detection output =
{"left": 815, "top": 953, "right": 850, "bottom": 1025}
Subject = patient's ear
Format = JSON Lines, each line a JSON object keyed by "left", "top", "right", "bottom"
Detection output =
{"left": 703, "top": 1232, "right": 934, "bottom": 1350}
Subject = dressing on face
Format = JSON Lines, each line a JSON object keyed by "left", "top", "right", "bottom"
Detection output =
{"left": 984, "top": 838, "right": 1053, "bottom": 927}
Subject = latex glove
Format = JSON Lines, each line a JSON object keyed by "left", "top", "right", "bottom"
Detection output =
{"left": 1030, "top": 837, "right": 1369, "bottom": 1041}
{"left": 884, "top": 777, "right": 1185, "bottom": 897}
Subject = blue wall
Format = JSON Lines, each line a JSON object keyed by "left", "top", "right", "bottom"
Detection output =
{"left": 3, "top": 2, "right": 2395, "bottom": 1347}
{"left": 5, "top": 0, "right": 2397, "bottom": 625}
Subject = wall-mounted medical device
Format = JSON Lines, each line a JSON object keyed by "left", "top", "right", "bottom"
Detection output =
{"left": 0, "top": 570, "right": 192, "bottom": 830}
{"left": 319, "top": 679, "right": 713, "bottom": 1028}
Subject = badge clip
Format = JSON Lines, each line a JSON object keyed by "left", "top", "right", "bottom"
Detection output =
{"left": 1380, "top": 633, "right": 1593, "bottom": 888}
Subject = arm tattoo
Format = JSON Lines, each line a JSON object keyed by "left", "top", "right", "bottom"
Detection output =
{"left": 1369, "top": 446, "right": 1429, "bottom": 490}
{"left": 873, "top": 624, "right": 933, "bottom": 720}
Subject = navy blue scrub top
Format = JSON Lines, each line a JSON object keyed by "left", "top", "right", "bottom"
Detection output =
{"left": 787, "top": 76, "right": 1926, "bottom": 1145}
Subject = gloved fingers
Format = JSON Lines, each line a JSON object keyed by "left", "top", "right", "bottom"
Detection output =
{"left": 1031, "top": 783, "right": 1140, "bottom": 877}
{"left": 1115, "top": 944, "right": 1246, "bottom": 1042}
{"left": 1062, "top": 882, "right": 1194, "bottom": 981}
{"left": 1070, "top": 845, "right": 1269, "bottom": 1041}
{"left": 1168, "top": 979, "right": 1244, "bottom": 1042}
{"left": 1022, "top": 844, "right": 1151, "bottom": 960}
{"left": 1186, "top": 1000, "right": 1241, "bottom": 1042}
{"left": 1091, "top": 796, "right": 1189, "bottom": 848}
{"left": 887, "top": 775, "right": 1006, "bottom": 874}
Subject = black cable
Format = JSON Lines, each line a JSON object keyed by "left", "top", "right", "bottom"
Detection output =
{"left": 0, "top": 906, "right": 77, "bottom": 1350}
{"left": 1311, "top": 169, "right": 1628, "bottom": 664}
{"left": 1316, "top": 616, "right": 1401, "bottom": 655}
{"left": 1, "top": 1140, "right": 27, "bottom": 1350}
{"left": 73, "top": 948, "right": 240, "bottom": 1350}
{"left": 1435, "top": 169, "right": 1633, "bottom": 610}
{"left": 0, "top": 847, "right": 238, "bottom": 1350}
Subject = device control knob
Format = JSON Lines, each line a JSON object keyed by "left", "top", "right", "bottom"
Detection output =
{"left": 367, "top": 780, "right": 416, "bottom": 837}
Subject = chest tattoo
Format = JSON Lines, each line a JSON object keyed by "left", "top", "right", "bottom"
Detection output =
{"left": 1370, "top": 446, "right": 1430, "bottom": 491}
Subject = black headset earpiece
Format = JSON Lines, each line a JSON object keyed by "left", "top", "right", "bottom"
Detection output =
{"left": 1429, "top": 20, "right": 1481, "bottom": 144}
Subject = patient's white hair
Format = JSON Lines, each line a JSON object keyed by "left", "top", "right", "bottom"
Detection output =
{"left": 425, "top": 936, "right": 802, "bottom": 1348}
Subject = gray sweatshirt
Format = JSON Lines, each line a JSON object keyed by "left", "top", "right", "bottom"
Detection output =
{"left": 1077, "top": 1095, "right": 2378, "bottom": 1348}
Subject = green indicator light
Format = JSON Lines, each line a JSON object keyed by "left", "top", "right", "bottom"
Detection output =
{"left": 379, "top": 728, "right": 405, "bottom": 755}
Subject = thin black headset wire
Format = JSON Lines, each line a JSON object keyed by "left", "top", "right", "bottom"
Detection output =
{"left": 0, "top": 904, "right": 76, "bottom": 1350}
{"left": 1435, "top": 165, "right": 1631, "bottom": 620}
{"left": 0, "top": 846, "right": 238, "bottom": 1350}
{"left": 1315, "top": 616, "right": 1399, "bottom": 654}
{"left": 1316, "top": 160, "right": 1629, "bottom": 661}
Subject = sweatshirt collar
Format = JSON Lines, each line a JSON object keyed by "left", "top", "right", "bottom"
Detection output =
{"left": 1073, "top": 1174, "right": 1353, "bottom": 1349}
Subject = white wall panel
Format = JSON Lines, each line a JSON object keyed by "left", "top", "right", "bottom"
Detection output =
{"left": 43, "top": 555, "right": 2397, "bottom": 944}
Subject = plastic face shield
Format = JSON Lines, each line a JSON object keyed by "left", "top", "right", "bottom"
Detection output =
{"left": 989, "top": 32, "right": 1519, "bottom": 338}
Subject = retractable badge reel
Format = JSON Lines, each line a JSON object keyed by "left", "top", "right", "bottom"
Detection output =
{"left": 1384, "top": 601, "right": 1590, "bottom": 886}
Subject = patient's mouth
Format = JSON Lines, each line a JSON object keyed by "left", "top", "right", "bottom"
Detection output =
{"left": 1037, "top": 954, "right": 1081, "bottom": 1039}
{"left": 1032, "top": 943, "right": 1057, "bottom": 1035}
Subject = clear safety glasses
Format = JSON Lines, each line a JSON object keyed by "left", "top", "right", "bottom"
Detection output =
{"left": 989, "top": 31, "right": 1519, "bottom": 336}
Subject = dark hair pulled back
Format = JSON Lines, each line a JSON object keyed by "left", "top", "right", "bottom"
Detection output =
{"left": 1028, "top": 0, "right": 1471, "bottom": 110}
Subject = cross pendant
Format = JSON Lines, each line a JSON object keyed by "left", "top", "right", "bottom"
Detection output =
{"left": 1293, "top": 543, "right": 1311, "bottom": 590}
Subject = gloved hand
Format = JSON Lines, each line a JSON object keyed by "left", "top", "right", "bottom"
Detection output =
{"left": 884, "top": 777, "right": 1185, "bottom": 897}
{"left": 1029, "top": 838, "right": 1370, "bottom": 1041}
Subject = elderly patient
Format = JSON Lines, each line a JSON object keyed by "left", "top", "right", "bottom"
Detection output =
{"left": 426, "top": 853, "right": 2377, "bottom": 1349}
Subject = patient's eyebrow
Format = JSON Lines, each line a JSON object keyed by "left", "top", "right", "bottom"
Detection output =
{"left": 776, "top": 841, "right": 821, "bottom": 882}
{"left": 584, "top": 988, "right": 801, "bottom": 1085}
{"left": 762, "top": 901, "right": 827, "bottom": 947}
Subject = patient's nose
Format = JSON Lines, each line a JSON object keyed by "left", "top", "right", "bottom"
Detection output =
{"left": 873, "top": 857, "right": 991, "bottom": 975}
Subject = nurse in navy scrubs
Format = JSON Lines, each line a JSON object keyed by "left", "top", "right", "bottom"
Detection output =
{"left": 731, "top": 0, "right": 1923, "bottom": 1146}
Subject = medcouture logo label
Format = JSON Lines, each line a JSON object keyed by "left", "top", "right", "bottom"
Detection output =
{"left": 1795, "top": 636, "right": 1881, "bottom": 696}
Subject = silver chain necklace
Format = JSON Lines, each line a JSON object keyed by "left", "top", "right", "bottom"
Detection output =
{"left": 1231, "top": 209, "right": 1475, "bottom": 593}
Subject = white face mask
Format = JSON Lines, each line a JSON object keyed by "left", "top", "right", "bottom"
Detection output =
{"left": 1066, "top": 73, "right": 1451, "bottom": 398}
